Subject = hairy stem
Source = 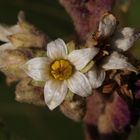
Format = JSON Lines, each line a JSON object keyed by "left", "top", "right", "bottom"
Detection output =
{"left": 59, "top": 0, "right": 116, "bottom": 41}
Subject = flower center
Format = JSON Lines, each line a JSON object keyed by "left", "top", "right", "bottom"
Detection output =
{"left": 50, "top": 59, "right": 73, "bottom": 80}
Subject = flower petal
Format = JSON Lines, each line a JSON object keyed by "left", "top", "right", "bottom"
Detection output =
{"left": 0, "top": 43, "right": 15, "bottom": 51}
{"left": 44, "top": 80, "right": 67, "bottom": 110}
{"left": 68, "top": 47, "right": 99, "bottom": 70}
{"left": 0, "top": 24, "right": 21, "bottom": 42}
{"left": 101, "top": 52, "right": 137, "bottom": 72}
{"left": 88, "top": 67, "right": 106, "bottom": 88}
{"left": 67, "top": 71, "right": 92, "bottom": 97}
{"left": 111, "top": 27, "right": 140, "bottom": 52}
{"left": 22, "top": 57, "right": 51, "bottom": 81}
{"left": 98, "top": 13, "right": 117, "bottom": 37}
{"left": 47, "top": 38, "right": 68, "bottom": 60}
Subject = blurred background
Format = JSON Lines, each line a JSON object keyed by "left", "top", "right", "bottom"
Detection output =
{"left": 0, "top": 0, "right": 139, "bottom": 140}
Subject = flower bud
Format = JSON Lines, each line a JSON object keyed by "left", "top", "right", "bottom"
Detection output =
{"left": 8, "top": 11, "right": 48, "bottom": 49}
{"left": 60, "top": 95, "right": 86, "bottom": 122}
{"left": 16, "top": 77, "right": 45, "bottom": 106}
{"left": 0, "top": 49, "right": 32, "bottom": 84}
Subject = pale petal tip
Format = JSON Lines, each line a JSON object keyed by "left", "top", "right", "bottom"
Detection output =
{"left": 55, "top": 38, "right": 68, "bottom": 54}
{"left": 55, "top": 38, "right": 65, "bottom": 43}
{"left": 99, "top": 13, "right": 117, "bottom": 37}
{"left": 47, "top": 38, "right": 67, "bottom": 59}
{"left": 47, "top": 101, "right": 59, "bottom": 110}
{"left": 44, "top": 80, "right": 67, "bottom": 111}
{"left": 18, "top": 11, "right": 26, "bottom": 23}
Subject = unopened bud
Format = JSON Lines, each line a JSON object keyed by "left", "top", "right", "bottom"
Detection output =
{"left": 0, "top": 49, "right": 32, "bottom": 83}
{"left": 16, "top": 77, "right": 45, "bottom": 106}
{"left": 60, "top": 94, "right": 86, "bottom": 122}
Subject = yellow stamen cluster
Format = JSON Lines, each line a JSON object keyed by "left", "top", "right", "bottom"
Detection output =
{"left": 50, "top": 59, "right": 73, "bottom": 80}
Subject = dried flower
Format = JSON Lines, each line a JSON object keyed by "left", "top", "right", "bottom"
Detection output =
{"left": 86, "top": 13, "right": 139, "bottom": 89}
{"left": 84, "top": 13, "right": 140, "bottom": 136}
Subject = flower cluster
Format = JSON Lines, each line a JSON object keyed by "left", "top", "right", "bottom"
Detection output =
{"left": 21, "top": 13, "right": 140, "bottom": 110}
{"left": 0, "top": 11, "right": 47, "bottom": 83}
{"left": 0, "top": 12, "right": 139, "bottom": 129}
{"left": 86, "top": 13, "right": 139, "bottom": 89}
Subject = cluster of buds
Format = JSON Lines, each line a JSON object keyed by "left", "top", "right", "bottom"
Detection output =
{"left": 0, "top": 11, "right": 48, "bottom": 105}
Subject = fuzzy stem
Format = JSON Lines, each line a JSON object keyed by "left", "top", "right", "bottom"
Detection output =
{"left": 59, "top": 0, "right": 116, "bottom": 41}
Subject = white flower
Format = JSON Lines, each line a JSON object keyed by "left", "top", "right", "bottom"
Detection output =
{"left": 87, "top": 13, "right": 139, "bottom": 89}
{"left": 22, "top": 38, "right": 99, "bottom": 110}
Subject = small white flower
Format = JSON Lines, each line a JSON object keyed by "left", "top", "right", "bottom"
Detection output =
{"left": 22, "top": 38, "right": 99, "bottom": 110}
{"left": 87, "top": 13, "right": 139, "bottom": 89}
